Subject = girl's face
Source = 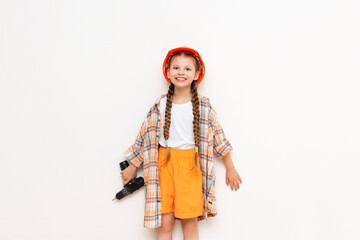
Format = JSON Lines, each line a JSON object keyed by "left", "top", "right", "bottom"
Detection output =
{"left": 167, "top": 55, "right": 200, "bottom": 90}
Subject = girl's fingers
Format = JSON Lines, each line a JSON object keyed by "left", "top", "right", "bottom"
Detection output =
{"left": 226, "top": 175, "right": 243, "bottom": 191}
{"left": 229, "top": 180, "right": 235, "bottom": 190}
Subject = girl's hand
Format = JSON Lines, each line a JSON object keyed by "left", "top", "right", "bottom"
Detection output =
{"left": 120, "top": 163, "right": 137, "bottom": 185}
{"left": 226, "top": 167, "right": 242, "bottom": 191}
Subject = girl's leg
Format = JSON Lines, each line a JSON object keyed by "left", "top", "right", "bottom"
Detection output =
{"left": 180, "top": 217, "right": 199, "bottom": 240}
{"left": 157, "top": 212, "right": 175, "bottom": 240}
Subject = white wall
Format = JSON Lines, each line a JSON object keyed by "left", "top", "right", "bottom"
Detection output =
{"left": 1, "top": 0, "right": 359, "bottom": 239}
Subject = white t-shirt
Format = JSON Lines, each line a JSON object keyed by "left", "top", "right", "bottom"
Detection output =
{"left": 158, "top": 96, "right": 195, "bottom": 149}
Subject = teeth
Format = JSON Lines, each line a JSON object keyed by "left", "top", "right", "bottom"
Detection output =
{"left": 176, "top": 78, "right": 186, "bottom": 80}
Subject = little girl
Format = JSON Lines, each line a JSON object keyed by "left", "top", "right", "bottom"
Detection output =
{"left": 121, "top": 46, "right": 242, "bottom": 239}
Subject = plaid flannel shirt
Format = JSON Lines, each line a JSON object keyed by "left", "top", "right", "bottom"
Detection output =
{"left": 124, "top": 93, "right": 233, "bottom": 229}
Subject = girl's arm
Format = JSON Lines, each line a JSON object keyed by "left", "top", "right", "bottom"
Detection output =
{"left": 223, "top": 152, "right": 235, "bottom": 170}
{"left": 208, "top": 100, "right": 233, "bottom": 159}
{"left": 121, "top": 116, "right": 148, "bottom": 185}
{"left": 123, "top": 117, "right": 148, "bottom": 168}
{"left": 208, "top": 100, "right": 242, "bottom": 191}
{"left": 223, "top": 152, "right": 242, "bottom": 191}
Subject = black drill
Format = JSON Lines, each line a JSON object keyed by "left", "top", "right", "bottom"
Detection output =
{"left": 113, "top": 160, "right": 144, "bottom": 201}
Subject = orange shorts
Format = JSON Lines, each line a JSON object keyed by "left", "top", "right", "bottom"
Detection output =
{"left": 158, "top": 145, "right": 204, "bottom": 219}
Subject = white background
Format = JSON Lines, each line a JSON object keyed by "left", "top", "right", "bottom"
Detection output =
{"left": 1, "top": 0, "right": 359, "bottom": 239}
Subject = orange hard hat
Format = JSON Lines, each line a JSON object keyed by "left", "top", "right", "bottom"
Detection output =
{"left": 162, "top": 46, "right": 205, "bottom": 85}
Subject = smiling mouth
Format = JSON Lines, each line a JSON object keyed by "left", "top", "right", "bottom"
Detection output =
{"left": 175, "top": 77, "right": 187, "bottom": 81}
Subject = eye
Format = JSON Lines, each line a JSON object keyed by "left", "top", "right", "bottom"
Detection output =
{"left": 186, "top": 68, "right": 191, "bottom": 71}
{"left": 173, "top": 67, "right": 178, "bottom": 69}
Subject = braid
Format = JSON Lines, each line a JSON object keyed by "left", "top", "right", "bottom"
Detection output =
{"left": 161, "top": 51, "right": 202, "bottom": 171}
{"left": 160, "top": 82, "right": 175, "bottom": 167}
{"left": 190, "top": 80, "right": 201, "bottom": 172}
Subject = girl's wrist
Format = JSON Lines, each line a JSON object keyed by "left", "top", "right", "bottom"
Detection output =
{"left": 223, "top": 153, "right": 235, "bottom": 170}
{"left": 129, "top": 162, "right": 137, "bottom": 169}
{"left": 226, "top": 166, "right": 235, "bottom": 171}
